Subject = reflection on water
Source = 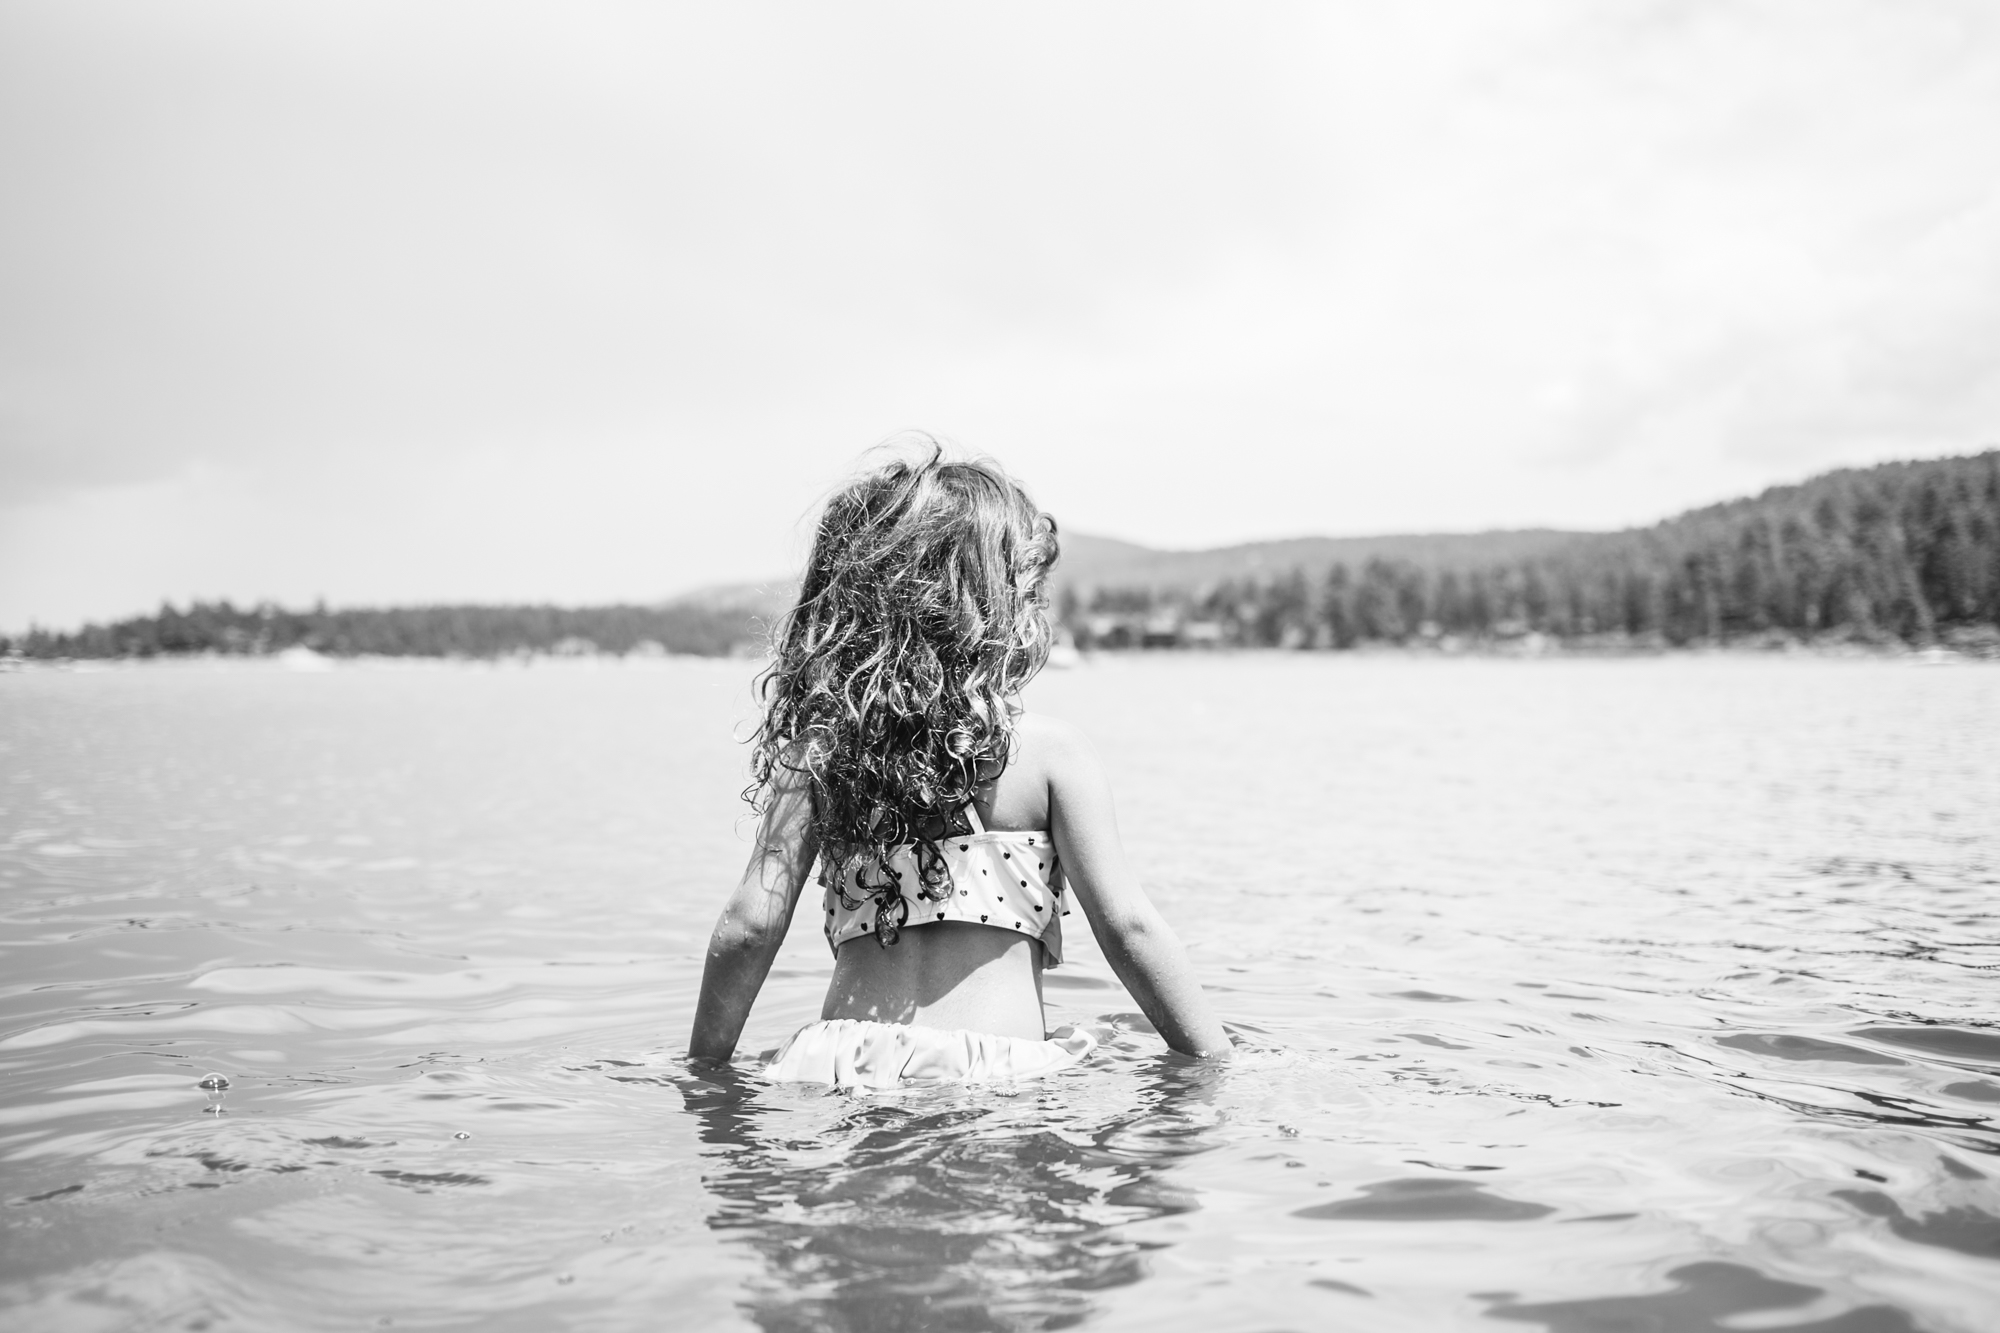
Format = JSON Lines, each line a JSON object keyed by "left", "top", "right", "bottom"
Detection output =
{"left": 1296, "top": 1177, "right": 1555, "bottom": 1222}
{"left": 679, "top": 1054, "right": 1225, "bottom": 1332}
{"left": 1, "top": 656, "right": 1997, "bottom": 1329}
{"left": 1831, "top": 1188, "right": 2000, "bottom": 1260}
{"left": 1485, "top": 1261, "right": 1919, "bottom": 1332}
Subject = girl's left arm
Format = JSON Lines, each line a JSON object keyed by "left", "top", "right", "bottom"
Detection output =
{"left": 688, "top": 769, "right": 819, "bottom": 1063}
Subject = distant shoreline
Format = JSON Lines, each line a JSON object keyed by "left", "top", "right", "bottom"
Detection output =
{"left": 7, "top": 635, "right": 1994, "bottom": 672}
{"left": 9, "top": 450, "right": 1997, "bottom": 663}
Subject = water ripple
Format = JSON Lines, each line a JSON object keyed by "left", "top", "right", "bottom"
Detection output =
{"left": 2, "top": 657, "right": 1996, "bottom": 1330}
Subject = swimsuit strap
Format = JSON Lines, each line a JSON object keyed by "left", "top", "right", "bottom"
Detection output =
{"left": 962, "top": 800, "right": 987, "bottom": 835}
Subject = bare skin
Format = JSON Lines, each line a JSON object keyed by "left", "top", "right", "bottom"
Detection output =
{"left": 688, "top": 711, "right": 1231, "bottom": 1062}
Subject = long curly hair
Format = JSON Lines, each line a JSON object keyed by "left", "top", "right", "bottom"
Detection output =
{"left": 748, "top": 440, "right": 1060, "bottom": 945}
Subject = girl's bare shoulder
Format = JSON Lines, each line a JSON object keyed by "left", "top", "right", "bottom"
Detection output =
{"left": 1012, "top": 712, "right": 1101, "bottom": 782}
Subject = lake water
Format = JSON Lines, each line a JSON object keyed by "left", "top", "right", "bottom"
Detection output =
{"left": 2, "top": 654, "right": 1997, "bottom": 1332}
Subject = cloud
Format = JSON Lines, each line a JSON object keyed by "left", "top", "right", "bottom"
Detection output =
{"left": 2, "top": 1, "right": 1997, "bottom": 626}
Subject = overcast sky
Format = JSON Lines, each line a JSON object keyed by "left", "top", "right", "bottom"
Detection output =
{"left": 4, "top": 1, "right": 1997, "bottom": 629}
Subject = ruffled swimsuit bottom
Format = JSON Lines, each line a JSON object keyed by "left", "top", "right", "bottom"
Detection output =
{"left": 766, "top": 1019, "right": 1097, "bottom": 1090}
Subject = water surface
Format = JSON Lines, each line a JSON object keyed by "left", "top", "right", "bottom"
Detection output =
{"left": 2, "top": 654, "right": 1996, "bottom": 1330}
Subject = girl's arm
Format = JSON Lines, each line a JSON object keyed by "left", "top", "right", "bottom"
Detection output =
{"left": 1041, "top": 719, "right": 1231, "bottom": 1059}
{"left": 688, "top": 768, "right": 819, "bottom": 1063}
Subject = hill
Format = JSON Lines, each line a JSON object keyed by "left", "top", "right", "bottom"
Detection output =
{"left": 9, "top": 451, "right": 1995, "bottom": 659}
{"left": 1054, "top": 529, "right": 1591, "bottom": 590}
{"left": 1065, "top": 451, "right": 2000, "bottom": 652}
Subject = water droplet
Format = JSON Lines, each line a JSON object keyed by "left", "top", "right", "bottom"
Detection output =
{"left": 453, "top": 1131, "right": 471, "bottom": 1140}
{"left": 197, "top": 1073, "right": 230, "bottom": 1091}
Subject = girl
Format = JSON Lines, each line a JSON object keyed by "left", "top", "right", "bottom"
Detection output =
{"left": 688, "top": 445, "right": 1228, "bottom": 1088}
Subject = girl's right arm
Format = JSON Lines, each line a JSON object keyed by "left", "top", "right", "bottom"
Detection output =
{"left": 1040, "top": 718, "right": 1231, "bottom": 1059}
{"left": 688, "top": 767, "right": 819, "bottom": 1063}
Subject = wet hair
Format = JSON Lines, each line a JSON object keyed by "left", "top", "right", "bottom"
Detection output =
{"left": 748, "top": 438, "right": 1059, "bottom": 945}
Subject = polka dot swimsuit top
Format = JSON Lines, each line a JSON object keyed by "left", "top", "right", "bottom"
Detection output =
{"left": 821, "top": 803, "right": 1068, "bottom": 966}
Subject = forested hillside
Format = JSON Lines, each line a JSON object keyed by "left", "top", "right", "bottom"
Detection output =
{"left": 4, "top": 597, "right": 775, "bottom": 661}
{"left": 1053, "top": 528, "right": 1588, "bottom": 589}
{"left": 1064, "top": 451, "right": 2000, "bottom": 652}
{"left": 9, "top": 452, "right": 1996, "bottom": 660}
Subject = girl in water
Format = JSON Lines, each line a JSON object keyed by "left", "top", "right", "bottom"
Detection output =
{"left": 688, "top": 444, "right": 1228, "bottom": 1088}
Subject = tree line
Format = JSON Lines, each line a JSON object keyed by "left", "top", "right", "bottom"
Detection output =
{"left": 10, "top": 451, "right": 1996, "bottom": 661}
{"left": 1061, "top": 451, "right": 2000, "bottom": 653}
{"left": 4, "top": 600, "right": 766, "bottom": 661}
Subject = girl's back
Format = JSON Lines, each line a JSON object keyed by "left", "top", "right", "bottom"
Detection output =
{"left": 687, "top": 444, "right": 1227, "bottom": 1087}
{"left": 819, "top": 711, "right": 1066, "bottom": 1039}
